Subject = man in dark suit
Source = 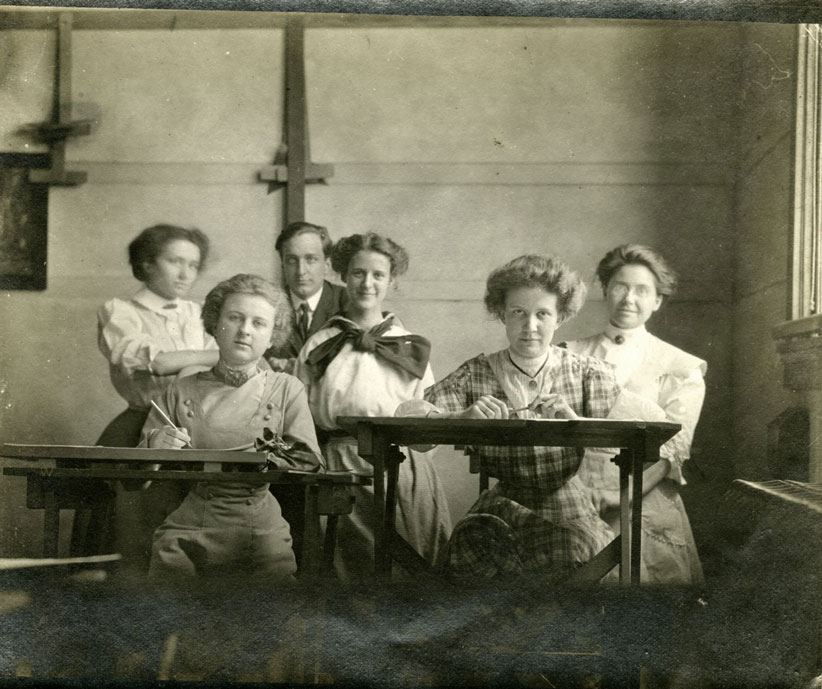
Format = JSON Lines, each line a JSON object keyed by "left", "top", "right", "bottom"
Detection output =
{"left": 266, "top": 221, "right": 347, "bottom": 373}
{"left": 265, "top": 222, "right": 346, "bottom": 570}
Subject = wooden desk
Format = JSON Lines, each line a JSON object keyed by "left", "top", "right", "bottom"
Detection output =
{"left": 1, "top": 443, "right": 371, "bottom": 580}
{"left": 337, "top": 417, "right": 679, "bottom": 584}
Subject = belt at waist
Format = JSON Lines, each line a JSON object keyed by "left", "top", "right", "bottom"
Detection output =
{"left": 194, "top": 482, "right": 270, "bottom": 499}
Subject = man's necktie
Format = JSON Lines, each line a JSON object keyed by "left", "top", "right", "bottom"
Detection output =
{"left": 297, "top": 302, "right": 310, "bottom": 340}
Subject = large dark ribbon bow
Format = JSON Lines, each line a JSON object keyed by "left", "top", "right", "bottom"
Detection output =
{"left": 254, "top": 427, "right": 324, "bottom": 472}
{"left": 306, "top": 316, "right": 431, "bottom": 380}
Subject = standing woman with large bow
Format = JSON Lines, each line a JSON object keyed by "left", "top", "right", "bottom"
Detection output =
{"left": 294, "top": 232, "right": 451, "bottom": 579}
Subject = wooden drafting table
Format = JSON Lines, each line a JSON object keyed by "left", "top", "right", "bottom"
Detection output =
{"left": 337, "top": 417, "right": 680, "bottom": 584}
{"left": 1, "top": 443, "right": 372, "bottom": 579}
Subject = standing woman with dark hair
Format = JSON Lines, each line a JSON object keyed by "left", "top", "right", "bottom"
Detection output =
{"left": 293, "top": 232, "right": 451, "bottom": 580}
{"left": 98, "top": 225, "right": 218, "bottom": 446}
{"left": 90, "top": 224, "right": 219, "bottom": 565}
{"left": 565, "top": 244, "right": 706, "bottom": 583}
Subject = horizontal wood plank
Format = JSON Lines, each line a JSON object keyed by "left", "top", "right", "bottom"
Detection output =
{"left": 4, "top": 466, "right": 371, "bottom": 485}
{"left": 1, "top": 443, "right": 268, "bottom": 464}
{"left": 338, "top": 417, "right": 679, "bottom": 449}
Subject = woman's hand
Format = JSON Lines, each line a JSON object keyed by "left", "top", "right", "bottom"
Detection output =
{"left": 148, "top": 425, "right": 191, "bottom": 449}
{"left": 267, "top": 356, "right": 295, "bottom": 375}
{"left": 459, "top": 395, "right": 510, "bottom": 420}
{"left": 593, "top": 488, "right": 622, "bottom": 513}
{"left": 534, "top": 393, "right": 578, "bottom": 420}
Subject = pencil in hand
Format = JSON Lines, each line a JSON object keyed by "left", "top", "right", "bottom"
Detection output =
{"left": 150, "top": 400, "right": 192, "bottom": 449}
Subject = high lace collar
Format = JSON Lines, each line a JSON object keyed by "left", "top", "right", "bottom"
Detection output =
{"left": 604, "top": 323, "right": 648, "bottom": 346}
{"left": 213, "top": 360, "right": 260, "bottom": 387}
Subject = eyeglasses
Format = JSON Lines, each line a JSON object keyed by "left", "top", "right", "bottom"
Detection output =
{"left": 607, "top": 283, "right": 655, "bottom": 299}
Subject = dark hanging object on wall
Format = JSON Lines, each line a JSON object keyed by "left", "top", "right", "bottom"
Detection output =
{"left": 0, "top": 154, "right": 50, "bottom": 291}
{"left": 767, "top": 406, "right": 810, "bottom": 482}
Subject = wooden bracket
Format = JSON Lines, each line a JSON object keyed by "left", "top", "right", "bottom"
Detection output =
{"left": 387, "top": 445, "right": 407, "bottom": 465}
{"left": 28, "top": 13, "right": 89, "bottom": 187}
{"left": 257, "top": 17, "right": 333, "bottom": 223}
{"left": 610, "top": 448, "right": 632, "bottom": 470}
{"left": 258, "top": 162, "right": 335, "bottom": 186}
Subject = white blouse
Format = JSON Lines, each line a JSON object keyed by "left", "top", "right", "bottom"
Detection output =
{"left": 98, "top": 287, "right": 217, "bottom": 409}
{"left": 293, "top": 315, "right": 435, "bottom": 431}
{"left": 566, "top": 325, "right": 707, "bottom": 484}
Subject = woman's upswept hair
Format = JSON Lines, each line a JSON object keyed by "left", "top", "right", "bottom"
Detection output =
{"left": 202, "top": 274, "right": 293, "bottom": 351}
{"left": 596, "top": 244, "right": 677, "bottom": 298}
{"left": 484, "top": 254, "right": 587, "bottom": 324}
{"left": 331, "top": 232, "right": 409, "bottom": 279}
{"left": 128, "top": 224, "right": 210, "bottom": 282}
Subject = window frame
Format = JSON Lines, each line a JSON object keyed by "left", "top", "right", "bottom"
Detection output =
{"left": 790, "top": 23, "right": 822, "bottom": 322}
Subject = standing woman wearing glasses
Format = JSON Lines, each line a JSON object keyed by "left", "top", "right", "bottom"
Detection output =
{"left": 565, "top": 244, "right": 706, "bottom": 584}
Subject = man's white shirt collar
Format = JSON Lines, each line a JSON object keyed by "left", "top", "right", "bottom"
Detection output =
{"left": 290, "top": 285, "right": 324, "bottom": 314}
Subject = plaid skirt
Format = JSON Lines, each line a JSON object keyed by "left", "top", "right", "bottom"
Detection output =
{"left": 445, "top": 477, "right": 614, "bottom": 582}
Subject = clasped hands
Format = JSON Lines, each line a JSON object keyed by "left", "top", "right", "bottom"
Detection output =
{"left": 457, "top": 393, "right": 578, "bottom": 420}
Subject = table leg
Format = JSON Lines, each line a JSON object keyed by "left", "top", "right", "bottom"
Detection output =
{"left": 371, "top": 434, "right": 389, "bottom": 579}
{"left": 618, "top": 449, "right": 632, "bottom": 585}
{"left": 322, "top": 515, "right": 338, "bottom": 574}
{"left": 631, "top": 434, "right": 652, "bottom": 585}
{"left": 301, "top": 485, "right": 320, "bottom": 581}
{"left": 382, "top": 445, "right": 404, "bottom": 578}
{"left": 43, "top": 486, "right": 60, "bottom": 558}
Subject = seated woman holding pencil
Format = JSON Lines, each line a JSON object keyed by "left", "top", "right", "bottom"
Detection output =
{"left": 398, "top": 254, "right": 619, "bottom": 583}
{"left": 138, "top": 274, "right": 323, "bottom": 582}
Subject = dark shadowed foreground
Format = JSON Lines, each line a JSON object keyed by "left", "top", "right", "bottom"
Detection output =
{"left": 0, "top": 507, "right": 818, "bottom": 689}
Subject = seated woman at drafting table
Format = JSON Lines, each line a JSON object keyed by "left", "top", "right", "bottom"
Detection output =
{"left": 398, "top": 254, "right": 620, "bottom": 583}
{"left": 138, "top": 273, "right": 324, "bottom": 582}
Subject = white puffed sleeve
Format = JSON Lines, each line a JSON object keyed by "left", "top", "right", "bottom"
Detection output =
{"left": 414, "top": 364, "right": 436, "bottom": 399}
{"left": 395, "top": 381, "right": 439, "bottom": 452}
{"left": 658, "top": 366, "right": 706, "bottom": 484}
{"left": 97, "top": 300, "right": 162, "bottom": 378}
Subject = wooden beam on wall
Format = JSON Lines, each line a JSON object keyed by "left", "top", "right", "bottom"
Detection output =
{"left": 285, "top": 16, "right": 307, "bottom": 225}
{"left": 28, "top": 12, "right": 90, "bottom": 186}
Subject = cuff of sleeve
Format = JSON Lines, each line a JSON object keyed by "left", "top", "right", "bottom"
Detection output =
{"left": 394, "top": 399, "right": 439, "bottom": 452}
{"left": 395, "top": 399, "right": 439, "bottom": 418}
{"left": 661, "top": 451, "right": 685, "bottom": 484}
{"left": 121, "top": 342, "right": 162, "bottom": 378}
{"left": 145, "top": 343, "right": 162, "bottom": 376}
